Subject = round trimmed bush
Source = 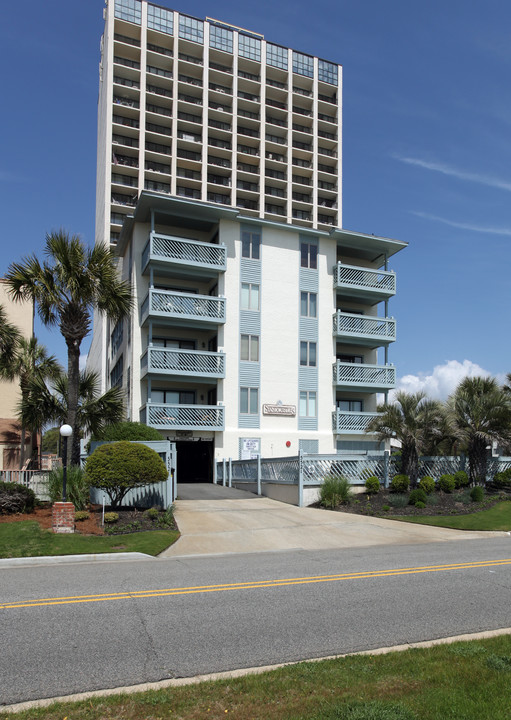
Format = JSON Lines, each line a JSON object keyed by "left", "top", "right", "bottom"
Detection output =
{"left": 365, "top": 476, "right": 380, "bottom": 495}
{"left": 74, "top": 511, "right": 90, "bottom": 521}
{"left": 104, "top": 512, "right": 119, "bottom": 523}
{"left": 470, "top": 486, "right": 484, "bottom": 502}
{"left": 0, "top": 481, "right": 36, "bottom": 514}
{"left": 493, "top": 468, "right": 511, "bottom": 489}
{"left": 92, "top": 421, "right": 162, "bottom": 442}
{"left": 453, "top": 471, "right": 470, "bottom": 488}
{"left": 408, "top": 488, "right": 427, "bottom": 506}
{"left": 437, "top": 474, "right": 455, "bottom": 493}
{"left": 418, "top": 476, "right": 435, "bottom": 494}
{"left": 389, "top": 474, "right": 409, "bottom": 493}
{"left": 414, "top": 501, "right": 426, "bottom": 509}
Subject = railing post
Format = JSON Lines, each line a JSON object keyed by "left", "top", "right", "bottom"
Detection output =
{"left": 213, "top": 457, "right": 217, "bottom": 485}
{"left": 257, "top": 454, "right": 262, "bottom": 496}
{"left": 298, "top": 450, "right": 304, "bottom": 507}
{"left": 222, "top": 458, "right": 227, "bottom": 487}
{"left": 228, "top": 458, "right": 232, "bottom": 488}
{"left": 383, "top": 449, "right": 390, "bottom": 489}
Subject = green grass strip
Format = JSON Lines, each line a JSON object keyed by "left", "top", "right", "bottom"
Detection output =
{"left": 389, "top": 501, "right": 511, "bottom": 531}
{"left": 0, "top": 520, "right": 179, "bottom": 558}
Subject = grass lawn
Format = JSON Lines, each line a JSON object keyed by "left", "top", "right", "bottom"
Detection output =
{"left": 2, "top": 634, "right": 511, "bottom": 719}
{"left": 0, "top": 520, "right": 179, "bottom": 558}
{"left": 391, "top": 501, "right": 511, "bottom": 531}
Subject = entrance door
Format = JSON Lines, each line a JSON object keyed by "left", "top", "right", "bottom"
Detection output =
{"left": 175, "top": 440, "right": 213, "bottom": 482}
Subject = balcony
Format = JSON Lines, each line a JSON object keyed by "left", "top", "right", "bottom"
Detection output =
{"left": 333, "top": 362, "right": 396, "bottom": 392}
{"left": 141, "top": 289, "right": 226, "bottom": 328}
{"left": 142, "top": 232, "right": 226, "bottom": 279}
{"left": 142, "top": 403, "right": 224, "bottom": 431}
{"left": 333, "top": 311, "right": 396, "bottom": 347}
{"left": 334, "top": 263, "right": 396, "bottom": 303}
{"left": 332, "top": 410, "right": 379, "bottom": 434}
{"left": 141, "top": 347, "right": 225, "bottom": 380}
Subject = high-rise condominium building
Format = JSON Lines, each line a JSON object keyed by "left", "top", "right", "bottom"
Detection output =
{"left": 88, "top": 0, "right": 406, "bottom": 483}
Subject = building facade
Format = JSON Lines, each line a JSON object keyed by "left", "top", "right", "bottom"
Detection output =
{"left": 88, "top": 0, "right": 406, "bottom": 481}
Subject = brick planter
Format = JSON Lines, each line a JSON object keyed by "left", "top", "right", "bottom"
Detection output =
{"left": 52, "top": 502, "right": 75, "bottom": 534}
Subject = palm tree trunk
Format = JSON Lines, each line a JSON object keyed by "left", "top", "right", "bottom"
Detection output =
{"left": 66, "top": 339, "right": 81, "bottom": 466}
{"left": 402, "top": 441, "right": 419, "bottom": 488}
{"left": 468, "top": 436, "right": 488, "bottom": 485}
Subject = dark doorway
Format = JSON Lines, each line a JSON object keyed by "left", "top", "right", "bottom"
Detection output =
{"left": 175, "top": 440, "right": 213, "bottom": 483}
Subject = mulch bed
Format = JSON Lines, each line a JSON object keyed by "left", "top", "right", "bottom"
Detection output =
{"left": 0, "top": 504, "right": 177, "bottom": 535}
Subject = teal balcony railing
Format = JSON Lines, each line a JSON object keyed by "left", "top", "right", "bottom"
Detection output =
{"left": 333, "top": 361, "right": 395, "bottom": 391}
{"left": 141, "top": 289, "right": 226, "bottom": 326}
{"left": 334, "top": 263, "right": 395, "bottom": 303}
{"left": 333, "top": 311, "right": 396, "bottom": 347}
{"left": 142, "top": 403, "right": 224, "bottom": 431}
{"left": 142, "top": 232, "right": 226, "bottom": 278}
{"left": 332, "top": 410, "right": 380, "bottom": 434}
{"left": 141, "top": 347, "right": 225, "bottom": 379}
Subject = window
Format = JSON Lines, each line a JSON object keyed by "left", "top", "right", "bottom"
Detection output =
{"left": 299, "top": 391, "right": 316, "bottom": 417}
{"left": 292, "top": 51, "right": 313, "bottom": 78}
{"left": 266, "top": 43, "right": 288, "bottom": 70}
{"left": 241, "top": 230, "right": 261, "bottom": 259}
{"left": 338, "top": 399, "right": 363, "bottom": 412}
{"left": 147, "top": 4, "right": 173, "bottom": 34}
{"left": 240, "top": 334, "right": 259, "bottom": 362}
{"left": 240, "top": 387, "right": 259, "bottom": 414}
{"left": 318, "top": 59, "right": 338, "bottom": 86}
{"left": 300, "top": 341, "right": 316, "bottom": 367}
{"left": 114, "top": 0, "right": 141, "bottom": 24}
{"left": 179, "top": 14, "right": 204, "bottom": 43}
{"left": 210, "top": 25, "right": 233, "bottom": 53}
{"left": 239, "top": 34, "right": 261, "bottom": 61}
{"left": 337, "top": 354, "right": 363, "bottom": 364}
{"left": 153, "top": 338, "right": 195, "bottom": 349}
{"left": 300, "top": 241, "right": 318, "bottom": 269}
{"left": 110, "top": 319, "right": 124, "bottom": 357}
{"left": 300, "top": 291, "right": 317, "bottom": 318}
{"left": 110, "top": 355, "right": 124, "bottom": 389}
{"left": 152, "top": 389, "right": 195, "bottom": 404}
{"left": 241, "top": 282, "right": 259, "bottom": 310}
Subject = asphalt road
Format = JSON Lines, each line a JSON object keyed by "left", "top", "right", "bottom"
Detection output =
{"left": 1, "top": 537, "right": 511, "bottom": 706}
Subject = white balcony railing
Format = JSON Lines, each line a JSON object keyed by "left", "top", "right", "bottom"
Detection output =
{"left": 143, "top": 403, "right": 224, "bottom": 431}
{"left": 142, "top": 232, "right": 226, "bottom": 275}
{"left": 334, "top": 263, "right": 395, "bottom": 300}
{"left": 141, "top": 289, "right": 226, "bottom": 325}
{"left": 141, "top": 347, "right": 225, "bottom": 378}
{"left": 333, "top": 361, "right": 395, "bottom": 390}
{"left": 333, "top": 311, "right": 396, "bottom": 346}
{"left": 332, "top": 410, "right": 380, "bottom": 434}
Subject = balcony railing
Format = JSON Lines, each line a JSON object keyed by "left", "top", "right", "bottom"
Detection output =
{"left": 334, "top": 263, "right": 396, "bottom": 302}
{"left": 143, "top": 403, "right": 224, "bottom": 431}
{"left": 333, "top": 362, "right": 396, "bottom": 391}
{"left": 332, "top": 410, "right": 380, "bottom": 434}
{"left": 142, "top": 233, "right": 226, "bottom": 277}
{"left": 333, "top": 311, "right": 396, "bottom": 347}
{"left": 141, "top": 289, "right": 226, "bottom": 326}
{"left": 141, "top": 347, "right": 225, "bottom": 379}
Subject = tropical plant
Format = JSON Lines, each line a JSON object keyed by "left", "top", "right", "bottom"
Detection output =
{"left": 319, "top": 475, "right": 353, "bottom": 508}
{"left": 84, "top": 441, "right": 168, "bottom": 508}
{"left": 366, "top": 391, "right": 445, "bottom": 487}
{"left": 5, "top": 231, "right": 132, "bottom": 464}
{"left": 42, "top": 427, "right": 60, "bottom": 454}
{"left": 47, "top": 466, "right": 90, "bottom": 510}
{"left": 21, "top": 370, "right": 124, "bottom": 461}
{"left": 446, "top": 376, "right": 511, "bottom": 485}
{"left": 0, "top": 304, "right": 21, "bottom": 375}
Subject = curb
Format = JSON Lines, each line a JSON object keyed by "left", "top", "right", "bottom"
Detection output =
{"left": 0, "top": 552, "right": 154, "bottom": 569}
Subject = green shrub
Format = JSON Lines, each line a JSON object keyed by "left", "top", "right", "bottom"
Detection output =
{"left": 470, "top": 486, "right": 484, "bottom": 502}
{"left": 319, "top": 475, "right": 353, "bottom": 509}
{"left": 146, "top": 506, "right": 160, "bottom": 520}
{"left": 104, "top": 512, "right": 119, "bottom": 523}
{"left": 382, "top": 505, "right": 390, "bottom": 512}
{"left": 74, "top": 511, "right": 90, "bottom": 521}
{"left": 388, "top": 493, "right": 408, "bottom": 508}
{"left": 493, "top": 468, "right": 511, "bottom": 489}
{"left": 92, "top": 421, "right": 162, "bottom": 442}
{"left": 414, "top": 501, "right": 426, "bottom": 509}
{"left": 365, "top": 476, "right": 380, "bottom": 495}
{"left": 437, "top": 474, "right": 455, "bottom": 493}
{"left": 453, "top": 470, "right": 470, "bottom": 488}
{"left": 418, "top": 476, "right": 435, "bottom": 494}
{"left": 47, "top": 465, "right": 89, "bottom": 510}
{"left": 408, "top": 489, "right": 427, "bottom": 506}
{"left": 84, "top": 441, "right": 168, "bottom": 508}
{"left": 389, "top": 474, "right": 409, "bottom": 493}
{"left": 0, "top": 481, "right": 36, "bottom": 514}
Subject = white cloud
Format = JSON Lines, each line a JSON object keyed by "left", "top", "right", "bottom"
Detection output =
{"left": 411, "top": 211, "right": 511, "bottom": 236}
{"left": 391, "top": 360, "right": 491, "bottom": 401}
{"left": 394, "top": 155, "right": 511, "bottom": 193}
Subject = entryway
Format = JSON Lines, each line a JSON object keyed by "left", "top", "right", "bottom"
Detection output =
{"left": 175, "top": 440, "right": 213, "bottom": 483}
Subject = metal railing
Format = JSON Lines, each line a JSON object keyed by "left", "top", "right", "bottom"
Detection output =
{"left": 333, "top": 361, "right": 396, "bottom": 389}
{"left": 334, "top": 263, "right": 395, "bottom": 296}
{"left": 142, "top": 232, "right": 226, "bottom": 273}
{"left": 143, "top": 403, "right": 224, "bottom": 431}
{"left": 141, "top": 289, "right": 226, "bottom": 324}
{"left": 333, "top": 311, "right": 396, "bottom": 343}
{"left": 141, "top": 347, "right": 225, "bottom": 378}
{"left": 332, "top": 410, "right": 380, "bottom": 433}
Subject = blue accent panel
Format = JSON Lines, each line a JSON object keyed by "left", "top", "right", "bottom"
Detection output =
{"left": 299, "top": 267, "right": 318, "bottom": 291}
{"left": 337, "top": 440, "right": 384, "bottom": 452}
{"left": 299, "top": 317, "right": 318, "bottom": 340}
{"left": 239, "top": 414, "right": 260, "bottom": 429}
{"left": 299, "top": 367, "right": 318, "bottom": 390}
{"left": 300, "top": 439, "right": 319, "bottom": 453}
{"left": 298, "top": 417, "right": 318, "bottom": 431}
{"left": 240, "top": 258, "right": 261, "bottom": 282}
{"left": 240, "top": 310, "right": 261, "bottom": 333}
{"left": 239, "top": 362, "right": 260, "bottom": 385}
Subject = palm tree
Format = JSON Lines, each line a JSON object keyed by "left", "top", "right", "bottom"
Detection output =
{"left": 446, "top": 376, "right": 511, "bottom": 485}
{"left": 5, "top": 231, "right": 132, "bottom": 464}
{"left": 21, "top": 370, "right": 125, "bottom": 462}
{"left": 7, "top": 338, "right": 61, "bottom": 468}
{"left": 0, "top": 304, "right": 21, "bottom": 375}
{"left": 503, "top": 373, "right": 511, "bottom": 394}
{"left": 366, "top": 391, "right": 445, "bottom": 486}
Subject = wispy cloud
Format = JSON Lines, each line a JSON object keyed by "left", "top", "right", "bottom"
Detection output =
{"left": 395, "top": 155, "right": 511, "bottom": 193}
{"left": 411, "top": 211, "right": 511, "bottom": 236}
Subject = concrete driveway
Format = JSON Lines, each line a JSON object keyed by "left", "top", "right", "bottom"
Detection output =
{"left": 161, "top": 484, "right": 507, "bottom": 558}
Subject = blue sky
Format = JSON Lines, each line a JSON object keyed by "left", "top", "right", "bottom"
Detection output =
{"left": 1, "top": 0, "right": 510, "bottom": 399}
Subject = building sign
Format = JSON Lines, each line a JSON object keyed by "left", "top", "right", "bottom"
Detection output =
{"left": 262, "top": 404, "right": 296, "bottom": 416}
{"left": 241, "top": 438, "right": 260, "bottom": 460}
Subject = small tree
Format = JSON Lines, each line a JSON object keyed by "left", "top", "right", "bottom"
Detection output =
{"left": 84, "top": 442, "right": 168, "bottom": 508}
